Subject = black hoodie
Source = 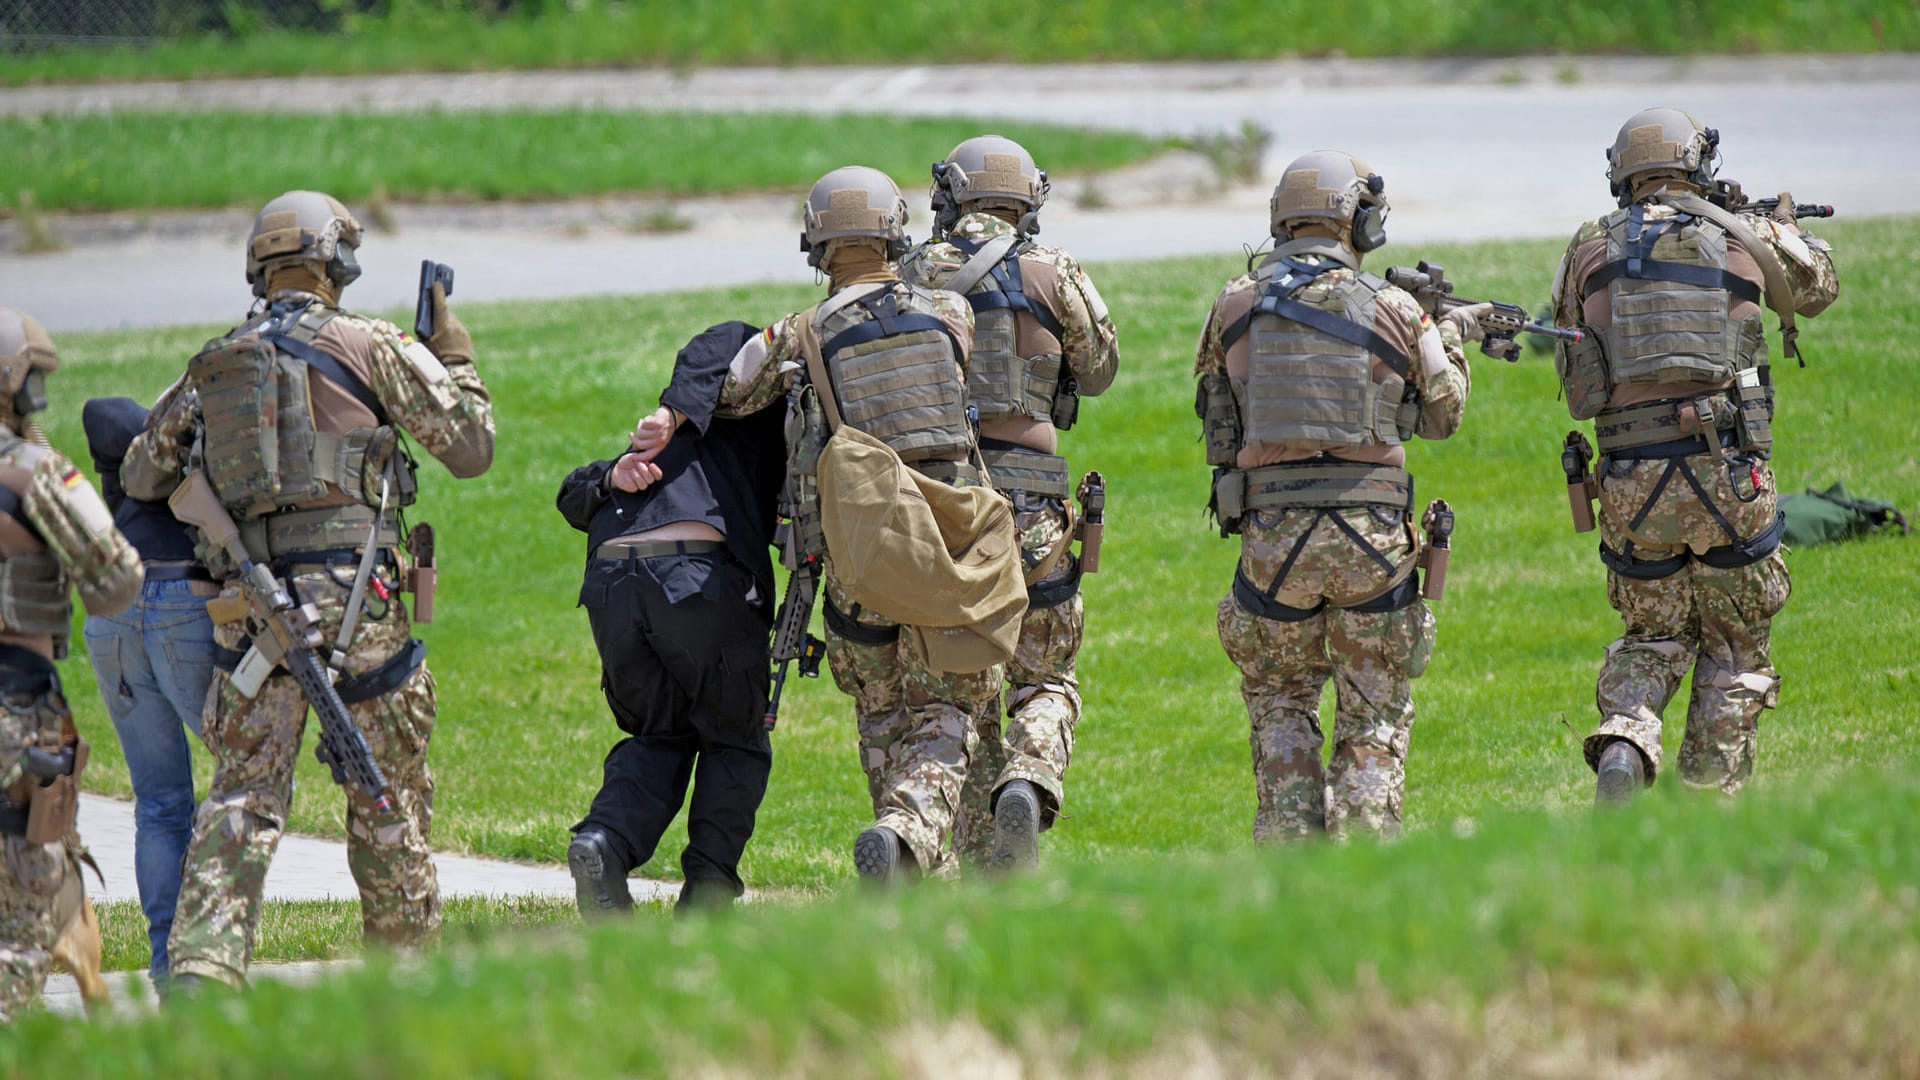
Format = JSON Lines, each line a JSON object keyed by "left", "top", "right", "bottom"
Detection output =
{"left": 83, "top": 396, "right": 196, "bottom": 563}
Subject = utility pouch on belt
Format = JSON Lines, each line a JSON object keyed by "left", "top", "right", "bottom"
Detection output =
{"left": 1555, "top": 329, "right": 1611, "bottom": 421}
{"left": 1211, "top": 468, "right": 1247, "bottom": 536}
{"left": 1733, "top": 369, "right": 1774, "bottom": 452}
{"left": 407, "top": 522, "right": 436, "bottom": 624}
{"left": 1562, "top": 431, "right": 1598, "bottom": 533}
{"left": 1196, "top": 373, "right": 1241, "bottom": 468}
{"left": 1419, "top": 499, "right": 1453, "bottom": 601}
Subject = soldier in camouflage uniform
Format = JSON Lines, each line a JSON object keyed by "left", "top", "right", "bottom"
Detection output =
{"left": 1550, "top": 109, "right": 1839, "bottom": 801}
{"left": 1195, "top": 152, "right": 1478, "bottom": 842}
{"left": 897, "top": 136, "right": 1119, "bottom": 871}
{"left": 0, "top": 308, "right": 144, "bottom": 1020}
{"left": 716, "top": 166, "right": 989, "bottom": 881}
{"left": 123, "top": 191, "right": 494, "bottom": 989}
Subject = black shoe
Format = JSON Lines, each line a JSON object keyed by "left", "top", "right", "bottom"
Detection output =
{"left": 989, "top": 780, "right": 1041, "bottom": 872}
{"left": 568, "top": 829, "right": 634, "bottom": 917}
{"left": 853, "top": 825, "right": 908, "bottom": 884}
{"left": 1595, "top": 741, "right": 1648, "bottom": 807}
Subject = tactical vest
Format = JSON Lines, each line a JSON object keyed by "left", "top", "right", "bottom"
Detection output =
{"left": 812, "top": 287, "right": 972, "bottom": 465}
{"left": 942, "top": 235, "right": 1070, "bottom": 428}
{"left": 1221, "top": 260, "right": 1416, "bottom": 454}
{"left": 1581, "top": 203, "right": 1762, "bottom": 389}
{"left": 0, "top": 431, "right": 74, "bottom": 653}
{"left": 783, "top": 284, "right": 974, "bottom": 561}
{"left": 190, "top": 301, "right": 417, "bottom": 524}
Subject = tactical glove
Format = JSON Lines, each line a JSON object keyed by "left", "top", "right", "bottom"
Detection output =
{"left": 425, "top": 282, "right": 473, "bottom": 364}
{"left": 1440, "top": 302, "right": 1495, "bottom": 344}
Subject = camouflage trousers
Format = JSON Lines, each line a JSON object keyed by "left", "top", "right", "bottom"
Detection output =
{"left": 824, "top": 569, "right": 1001, "bottom": 877}
{"left": 1586, "top": 450, "right": 1789, "bottom": 793}
{"left": 1217, "top": 506, "right": 1434, "bottom": 843}
{"left": 0, "top": 829, "right": 74, "bottom": 1021}
{"left": 170, "top": 562, "right": 440, "bottom": 989}
{"left": 952, "top": 496, "right": 1081, "bottom": 865}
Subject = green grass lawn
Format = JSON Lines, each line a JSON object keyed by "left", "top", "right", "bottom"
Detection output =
{"left": 44, "top": 214, "right": 1916, "bottom": 922}
{"left": 7, "top": 0, "right": 1914, "bottom": 84}
{"left": 18, "top": 757, "right": 1920, "bottom": 1075}
{"left": 0, "top": 111, "right": 1167, "bottom": 215}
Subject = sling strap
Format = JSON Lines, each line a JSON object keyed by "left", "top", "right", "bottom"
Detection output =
{"left": 946, "top": 234, "right": 1067, "bottom": 341}
{"left": 1220, "top": 259, "right": 1413, "bottom": 379}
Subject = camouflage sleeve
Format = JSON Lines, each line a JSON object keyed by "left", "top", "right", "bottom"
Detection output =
{"left": 1551, "top": 222, "right": 1603, "bottom": 328}
{"left": 120, "top": 381, "right": 199, "bottom": 502}
{"left": 1054, "top": 252, "right": 1119, "bottom": 397}
{"left": 24, "top": 448, "right": 143, "bottom": 616}
{"left": 1746, "top": 215, "right": 1840, "bottom": 317}
{"left": 1193, "top": 294, "right": 1229, "bottom": 378}
{"left": 363, "top": 319, "right": 495, "bottom": 479}
{"left": 1387, "top": 290, "right": 1468, "bottom": 441}
{"left": 927, "top": 288, "right": 977, "bottom": 367}
{"left": 717, "top": 317, "right": 801, "bottom": 418}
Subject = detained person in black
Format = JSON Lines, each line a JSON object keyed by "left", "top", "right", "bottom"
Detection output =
{"left": 557, "top": 321, "right": 786, "bottom": 913}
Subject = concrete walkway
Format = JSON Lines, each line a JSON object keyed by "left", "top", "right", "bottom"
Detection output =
{"left": 6, "top": 57, "right": 1918, "bottom": 333}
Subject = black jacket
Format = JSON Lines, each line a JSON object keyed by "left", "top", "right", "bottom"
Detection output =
{"left": 556, "top": 322, "right": 786, "bottom": 611}
{"left": 83, "top": 396, "right": 197, "bottom": 564}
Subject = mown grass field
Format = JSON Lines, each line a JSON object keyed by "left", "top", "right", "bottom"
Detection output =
{"left": 43, "top": 213, "right": 1916, "bottom": 963}
{"left": 6, "top": 0, "right": 1914, "bottom": 84}
{"left": 14, "top": 758, "right": 1920, "bottom": 1075}
{"left": 0, "top": 111, "right": 1167, "bottom": 215}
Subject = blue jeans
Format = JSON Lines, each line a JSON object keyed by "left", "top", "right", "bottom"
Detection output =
{"left": 83, "top": 577, "right": 219, "bottom": 980}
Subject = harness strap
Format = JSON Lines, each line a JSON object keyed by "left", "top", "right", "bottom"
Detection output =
{"left": 334, "top": 639, "right": 426, "bottom": 704}
{"left": 260, "top": 306, "right": 388, "bottom": 424}
{"left": 1221, "top": 263, "right": 1413, "bottom": 379}
{"left": 1027, "top": 554, "right": 1082, "bottom": 611}
{"left": 943, "top": 233, "right": 1019, "bottom": 298}
{"left": 1237, "top": 462, "right": 1415, "bottom": 513}
{"left": 946, "top": 235, "right": 1068, "bottom": 342}
{"left": 1258, "top": 515, "right": 1321, "bottom": 600}
{"left": 1600, "top": 511, "right": 1783, "bottom": 578}
{"left": 1668, "top": 193, "right": 1806, "bottom": 363}
{"left": 1673, "top": 457, "right": 1741, "bottom": 545}
{"left": 821, "top": 595, "right": 900, "bottom": 646}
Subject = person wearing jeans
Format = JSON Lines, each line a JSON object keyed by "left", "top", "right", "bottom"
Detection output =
{"left": 81, "top": 397, "right": 221, "bottom": 986}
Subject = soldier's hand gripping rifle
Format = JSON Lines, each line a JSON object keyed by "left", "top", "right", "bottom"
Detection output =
{"left": 169, "top": 471, "right": 394, "bottom": 813}
{"left": 1708, "top": 179, "right": 1834, "bottom": 222}
{"left": 1386, "top": 261, "right": 1584, "bottom": 362}
{"left": 764, "top": 523, "right": 825, "bottom": 733}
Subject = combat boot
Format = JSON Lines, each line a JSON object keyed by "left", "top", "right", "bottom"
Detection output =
{"left": 853, "top": 825, "right": 911, "bottom": 884}
{"left": 989, "top": 780, "right": 1041, "bottom": 872}
{"left": 1595, "top": 740, "right": 1648, "bottom": 807}
{"left": 567, "top": 828, "right": 634, "bottom": 917}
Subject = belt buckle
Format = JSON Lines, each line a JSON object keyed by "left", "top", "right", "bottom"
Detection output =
{"left": 1680, "top": 397, "right": 1726, "bottom": 462}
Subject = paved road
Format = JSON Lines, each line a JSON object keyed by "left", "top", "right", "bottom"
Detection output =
{"left": 6, "top": 57, "right": 1916, "bottom": 333}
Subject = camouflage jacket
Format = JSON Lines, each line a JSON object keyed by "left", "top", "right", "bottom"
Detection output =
{"left": 1194, "top": 256, "right": 1471, "bottom": 469}
{"left": 718, "top": 278, "right": 976, "bottom": 417}
{"left": 899, "top": 212, "right": 1119, "bottom": 396}
{"left": 124, "top": 290, "right": 495, "bottom": 503}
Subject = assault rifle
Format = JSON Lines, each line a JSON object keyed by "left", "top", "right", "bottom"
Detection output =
{"left": 169, "top": 471, "right": 394, "bottom": 813}
{"left": 764, "top": 523, "right": 825, "bottom": 732}
{"left": 1707, "top": 180, "right": 1834, "bottom": 222}
{"left": 1385, "top": 261, "right": 1583, "bottom": 363}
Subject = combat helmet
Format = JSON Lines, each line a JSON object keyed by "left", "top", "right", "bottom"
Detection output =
{"left": 245, "top": 190, "right": 364, "bottom": 298}
{"left": 1606, "top": 107, "right": 1719, "bottom": 205}
{"left": 0, "top": 307, "right": 59, "bottom": 421}
{"left": 800, "top": 166, "right": 911, "bottom": 269}
{"left": 1269, "top": 150, "right": 1389, "bottom": 252}
{"left": 931, "top": 135, "right": 1050, "bottom": 235}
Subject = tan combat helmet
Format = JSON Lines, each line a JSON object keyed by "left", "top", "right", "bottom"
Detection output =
{"left": 0, "top": 307, "right": 59, "bottom": 422}
{"left": 1606, "top": 107, "right": 1720, "bottom": 205}
{"left": 932, "top": 135, "right": 1050, "bottom": 235}
{"left": 1269, "top": 149, "right": 1390, "bottom": 252}
{"left": 245, "top": 189, "right": 365, "bottom": 298}
{"left": 801, "top": 166, "right": 911, "bottom": 268}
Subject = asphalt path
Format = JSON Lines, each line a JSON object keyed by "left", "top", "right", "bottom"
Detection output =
{"left": 6, "top": 57, "right": 1917, "bottom": 333}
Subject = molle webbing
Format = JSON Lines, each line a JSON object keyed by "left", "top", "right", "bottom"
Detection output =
{"left": 980, "top": 444, "right": 1071, "bottom": 499}
{"left": 906, "top": 457, "right": 984, "bottom": 489}
{"left": 819, "top": 293, "right": 971, "bottom": 464}
{"left": 1589, "top": 204, "right": 1747, "bottom": 387}
{"left": 1238, "top": 462, "right": 1413, "bottom": 512}
{"left": 947, "top": 234, "right": 1066, "bottom": 423}
{"left": 262, "top": 304, "right": 388, "bottom": 424}
{"left": 239, "top": 504, "right": 401, "bottom": 564}
{"left": 1594, "top": 394, "right": 1740, "bottom": 453}
{"left": 1222, "top": 263, "right": 1414, "bottom": 449}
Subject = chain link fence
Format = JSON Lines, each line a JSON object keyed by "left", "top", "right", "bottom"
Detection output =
{"left": 0, "top": 1, "right": 372, "bottom": 51}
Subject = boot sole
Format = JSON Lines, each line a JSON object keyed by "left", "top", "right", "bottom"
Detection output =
{"left": 853, "top": 828, "right": 899, "bottom": 882}
{"left": 568, "top": 841, "right": 633, "bottom": 914}
{"left": 990, "top": 789, "right": 1040, "bottom": 872}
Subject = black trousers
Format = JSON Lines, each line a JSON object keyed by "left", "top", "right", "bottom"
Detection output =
{"left": 573, "top": 551, "right": 772, "bottom": 905}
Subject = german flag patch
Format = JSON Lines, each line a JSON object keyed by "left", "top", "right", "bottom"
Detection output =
{"left": 61, "top": 468, "right": 84, "bottom": 489}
